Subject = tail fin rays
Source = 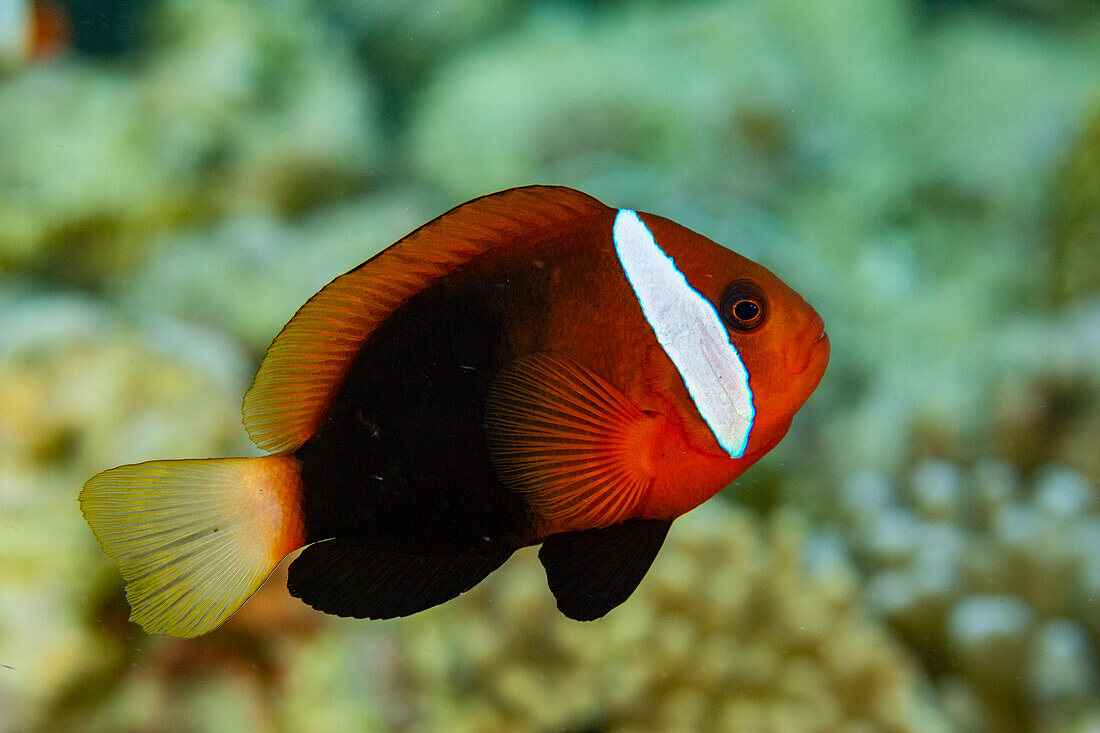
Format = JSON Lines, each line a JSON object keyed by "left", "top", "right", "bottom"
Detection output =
{"left": 80, "top": 456, "right": 305, "bottom": 638}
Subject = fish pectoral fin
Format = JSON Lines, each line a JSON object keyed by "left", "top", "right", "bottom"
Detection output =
{"left": 539, "top": 518, "right": 672, "bottom": 621}
{"left": 286, "top": 539, "right": 511, "bottom": 619}
{"left": 484, "top": 351, "right": 661, "bottom": 532}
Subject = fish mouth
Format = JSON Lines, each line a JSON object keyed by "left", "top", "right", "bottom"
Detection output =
{"left": 790, "top": 314, "right": 830, "bottom": 377}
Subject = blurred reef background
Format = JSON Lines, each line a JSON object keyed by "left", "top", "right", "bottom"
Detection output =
{"left": 1, "top": 0, "right": 1099, "bottom": 731}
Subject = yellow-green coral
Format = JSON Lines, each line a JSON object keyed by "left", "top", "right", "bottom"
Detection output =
{"left": 0, "top": 0, "right": 380, "bottom": 275}
{"left": 845, "top": 460, "right": 1100, "bottom": 732}
{"left": 396, "top": 506, "right": 949, "bottom": 733}
{"left": 0, "top": 296, "right": 250, "bottom": 733}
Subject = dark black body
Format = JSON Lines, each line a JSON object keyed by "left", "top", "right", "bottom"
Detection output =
{"left": 284, "top": 217, "right": 674, "bottom": 622}
{"left": 293, "top": 275, "right": 533, "bottom": 554}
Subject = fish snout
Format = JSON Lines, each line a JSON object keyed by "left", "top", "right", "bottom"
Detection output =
{"left": 787, "top": 313, "right": 829, "bottom": 377}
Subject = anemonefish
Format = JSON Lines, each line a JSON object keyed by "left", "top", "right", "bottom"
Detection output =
{"left": 80, "top": 186, "right": 829, "bottom": 638}
{"left": 0, "top": 0, "right": 68, "bottom": 66}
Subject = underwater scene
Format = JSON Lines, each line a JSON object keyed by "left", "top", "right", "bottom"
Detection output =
{"left": 2, "top": 0, "right": 1100, "bottom": 731}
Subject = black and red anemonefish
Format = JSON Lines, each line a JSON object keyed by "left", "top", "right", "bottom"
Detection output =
{"left": 80, "top": 186, "right": 830, "bottom": 638}
{"left": 0, "top": 0, "right": 68, "bottom": 65}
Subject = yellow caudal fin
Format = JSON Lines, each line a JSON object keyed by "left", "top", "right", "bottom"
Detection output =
{"left": 79, "top": 456, "right": 306, "bottom": 638}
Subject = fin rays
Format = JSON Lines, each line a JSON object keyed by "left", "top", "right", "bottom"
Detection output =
{"left": 485, "top": 352, "right": 656, "bottom": 532}
{"left": 80, "top": 457, "right": 305, "bottom": 638}
{"left": 243, "top": 186, "right": 610, "bottom": 454}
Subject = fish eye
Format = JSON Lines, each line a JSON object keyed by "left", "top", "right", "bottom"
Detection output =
{"left": 720, "top": 281, "right": 767, "bottom": 331}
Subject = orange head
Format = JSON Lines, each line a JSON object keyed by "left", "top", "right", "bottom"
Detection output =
{"left": 627, "top": 212, "right": 829, "bottom": 470}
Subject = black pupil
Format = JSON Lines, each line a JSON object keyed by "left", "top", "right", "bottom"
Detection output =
{"left": 733, "top": 300, "right": 760, "bottom": 322}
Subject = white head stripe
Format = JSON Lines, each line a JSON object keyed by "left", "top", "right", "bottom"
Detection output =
{"left": 612, "top": 209, "right": 754, "bottom": 458}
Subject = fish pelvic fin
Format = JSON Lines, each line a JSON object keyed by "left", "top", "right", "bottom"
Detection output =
{"left": 540, "top": 518, "right": 672, "bottom": 620}
{"left": 79, "top": 456, "right": 305, "bottom": 638}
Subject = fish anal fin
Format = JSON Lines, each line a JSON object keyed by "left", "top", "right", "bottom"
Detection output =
{"left": 485, "top": 352, "right": 664, "bottom": 534}
{"left": 286, "top": 539, "right": 512, "bottom": 619}
{"left": 243, "top": 187, "right": 610, "bottom": 454}
{"left": 539, "top": 518, "right": 672, "bottom": 621}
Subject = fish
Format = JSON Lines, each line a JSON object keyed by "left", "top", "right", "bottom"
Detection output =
{"left": 80, "top": 186, "right": 829, "bottom": 638}
{"left": 0, "top": 0, "right": 68, "bottom": 66}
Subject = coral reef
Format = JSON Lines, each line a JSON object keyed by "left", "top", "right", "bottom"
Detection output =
{"left": 0, "top": 294, "right": 251, "bottom": 733}
{"left": 116, "top": 192, "right": 434, "bottom": 354}
{"left": 396, "top": 505, "right": 950, "bottom": 733}
{"left": 839, "top": 460, "right": 1100, "bottom": 732}
{"left": 0, "top": 0, "right": 379, "bottom": 278}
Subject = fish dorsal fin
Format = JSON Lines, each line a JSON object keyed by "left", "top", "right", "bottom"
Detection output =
{"left": 484, "top": 352, "right": 660, "bottom": 533}
{"left": 243, "top": 186, "right": 610, "bottom": 454}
